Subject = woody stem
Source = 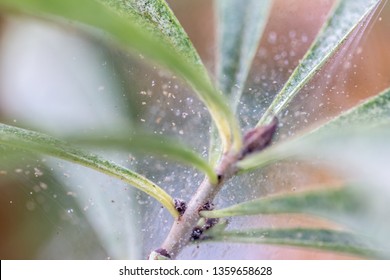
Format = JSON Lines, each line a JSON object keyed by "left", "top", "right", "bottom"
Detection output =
{"left": 157, "top": 150, "right": 240, "bottom": 259}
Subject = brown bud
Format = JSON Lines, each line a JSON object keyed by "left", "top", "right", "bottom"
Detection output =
{"left": 240, "top": 117, "right": 278, "bottom": 159}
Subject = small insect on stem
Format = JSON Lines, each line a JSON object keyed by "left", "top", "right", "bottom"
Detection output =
{"left": 190, "top": 217, "right": 220, "bottom": 241}
{"left": 190, "top": 227, "right": 203, "bottom": 241}
{"left": 199, "top": 201, "right": 214, "bottom": 212}
{"left": 173, "top": 198, "right": 187, "bottom": 216}
{"left": 203, "top": 218, "right": 219, "bottom": 231}
{"left": 217, "top": 174, "right": 223, "bottom": 184}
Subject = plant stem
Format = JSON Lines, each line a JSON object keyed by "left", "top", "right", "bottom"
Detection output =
{"left": 157, "top": 150, "right": 240, "bottom": 259}
{"left": 150, "top": 119, "right": 278, "bottom": 259}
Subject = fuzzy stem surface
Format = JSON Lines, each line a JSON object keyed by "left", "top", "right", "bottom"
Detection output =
{"left": 158, "top": 150, "right": 239, "bottom": 259}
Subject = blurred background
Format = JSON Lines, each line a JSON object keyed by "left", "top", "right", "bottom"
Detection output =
{"left": 0, "top": 0, "right": 390, "bottom": 259}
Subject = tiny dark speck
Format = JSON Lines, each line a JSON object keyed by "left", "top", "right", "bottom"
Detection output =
{"left": 191, "top": 227, "right": 203, "bottom": 240}
{"left": 174, "top": 198, "right": 187, "bottom": 216}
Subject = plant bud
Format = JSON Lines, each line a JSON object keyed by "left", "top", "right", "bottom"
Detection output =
{"left": 240, "top": 117, "right": 278, "bottom": 159}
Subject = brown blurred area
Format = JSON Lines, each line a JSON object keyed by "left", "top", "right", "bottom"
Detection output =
{"left": 167, "top": 0, "right": 216, "bottom": 73}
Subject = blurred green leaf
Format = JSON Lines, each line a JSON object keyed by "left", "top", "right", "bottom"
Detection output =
{"left": 202, "top": 228, "right": 379, "bottom": 258}
{"left": 0, "top": 160, "right": 91, "bottom": 258}
{"left": 231, "top": 88, "right": 390, "bottom": 258}
{"left": 45, "top": 159, "right": 143, "bottom": 259}
{"left": 68, "top": 133, "right": 217, "bottom": 184}
{"left": 216, "top": 0, "right": 272, "bottom": 110}
{"left": 313, "top": 87, "right": 390, "bottom": 132}
{"left": 238, "top": 86, "right": 390, "bottom": 171}
{"left": 258, "top": 0, "right": 381, "bottom": 126}
{"left": 0, "top": 0, "right": 241, "bottom": 153}
{"left": 101, "top": 0, "right": 204, "bottom": 70}
{"left": 201, "top": 184, "right": 390, "bottom": 257}
{"left": 209, "top": 0, "right": 272, "bottom": 164}
{"left": 200, "top": 187, "right": 365, "bottom": 219}
{"left": 235, "top": 124, "right": 390, "bottom": 256}
{"left": 0, "top": 145, "right": 35, "bottom": 165}
{"left": 0, "top": 123, "right": 179, "bottom": 218}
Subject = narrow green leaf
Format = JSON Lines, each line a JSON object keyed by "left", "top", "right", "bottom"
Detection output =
{"left": 1, "top": 151, "right": 143, "bottom": 258}
{"left": 0, "top": 159, "right": 91, "bottom": 258}
{"left": 0, "top": 123, "right": 179, "bottom": 218}
{"left": 68, "top": 133, "right": 218, "bottom": 184}
{"left": 238, "top": 87, "right": 390, "bottom": 171}
{"left": 200, "top": 187, "right": 365, "bottom": 220}
{"left": 216, "top": 0, "right": 272, "bottom": 109}
{"left": 0, "top": 0, "right": 241, "bottom": 153}
{"left": 313, "top": 87, "right": 390, "bottom": 132}
{"left": 208, "top": 125, "right": 222, "bottom": 166}
{"left": 233, "top": 122, "right": 390, "bottom": 256}
{"left": 258, "top": 0, "right": 381, "bottom": 126}
{"left": 0, "top": 145, "right": 35, "bottom": 164}
{"left": 101, "top": 0, "right": 204, "bottom": 70}
{"left": 209, "top": 0, "right": 272, "bottom": 164}
{"left": 202, "top": 228, "right": 379, "bottom": 258}
{"left": 50, "top": 160, "right": 143, "bottom": 259}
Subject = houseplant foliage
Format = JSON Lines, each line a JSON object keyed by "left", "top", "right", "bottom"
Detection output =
{"left": 0, "top": 0, "right": 389, "bottom": 259}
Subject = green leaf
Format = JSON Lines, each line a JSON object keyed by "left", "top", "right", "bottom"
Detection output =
{"left": 234, "top": 122, "right": 390, "bottom": 256}
{"left": 0, "top": 145, "right": 35, "bottom": 164}
{"left": 313, "top": 87, "right": 390, "bottom": 132}
{"left": 209, "top": 0, "right": 272, "bottom": 164}
{"left": 0, "top": 123, "right": 179, "bottom": 218}
{"left": 101, "top": 0, "right": 204, "bottom": 70}
{"left": 1, "top": 152, "right": 142, "bottom": 258}
{"left": 49, "top": 160, "right": 143, "bottom": 259}
{"left": 201, "top": 184, "right": 390, "bottom": 257}
{"left": 238, "top": 87, "right": 390, "bottom": 172}
{"left": 258, "top": 0, "right": 381, "bottom": 126}
{"left": 200, "top": 187, "right": 365, "bottom": 220}
{"left": 0, "top": 0, "right": 241, "bottom": 153}
{"left": 216, "top": 0, "right": 272, "bottom": 110}
{"left": 68, "top": 132, "right": 218, "bottom": 184}
{"left": 202, "top": 228, "right": 379, "bottom": 258}
{"left": 0, "top": 159, "right": 92, "bottom": 258}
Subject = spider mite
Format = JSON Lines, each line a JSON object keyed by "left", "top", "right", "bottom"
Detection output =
{"left": 174, "top": 198, "right": 187, "bottom": 216}
{"left": 203, "top": 218, "right": 219, "bottom": 231}
{"left": 199, "top": 201, "right": 214, "bottom": 212}
{"left": 191, "top": 226, "right": 203, "bottom": 241}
